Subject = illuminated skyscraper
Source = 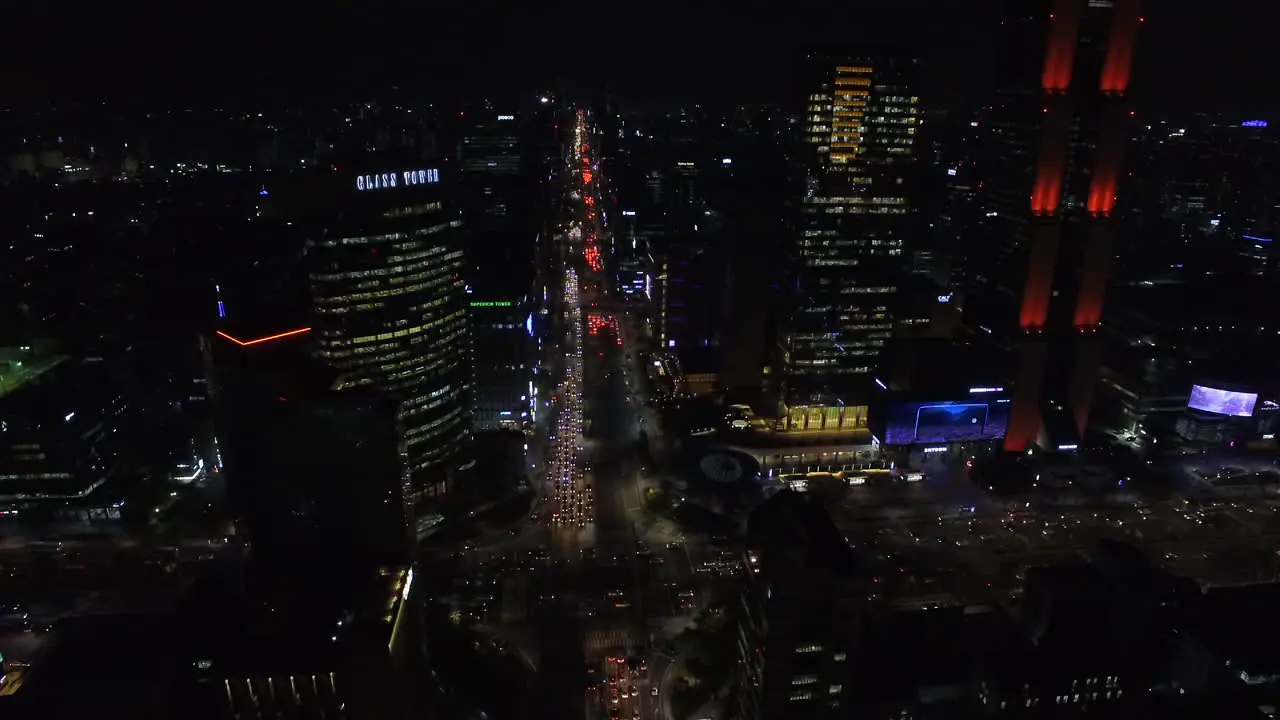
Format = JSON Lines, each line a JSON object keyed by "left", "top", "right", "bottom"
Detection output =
{"left": 981, "top": 0, "right": 1143, "bottom": 451}
{"left": 778, "top": 50, "right": 920, "bottom": 434}
{"left": 307, "top": 163, "right": 473, "bottom": 506}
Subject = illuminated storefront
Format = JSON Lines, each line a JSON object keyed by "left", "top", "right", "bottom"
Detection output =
{"left": 778, "top": 403, "right": 869, "bottom": 434}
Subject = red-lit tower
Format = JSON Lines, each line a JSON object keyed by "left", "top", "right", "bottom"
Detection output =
{"left": 991, "top": 0, "right": 1142, "bottom": 452}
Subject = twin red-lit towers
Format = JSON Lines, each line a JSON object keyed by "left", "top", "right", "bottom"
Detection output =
{"left": 993, "top": 0, "right": 1143, "bottom": 452}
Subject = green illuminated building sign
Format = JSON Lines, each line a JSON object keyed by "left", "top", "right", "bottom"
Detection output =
{"left": 470, "top": 301, "right": 514, "bottom": 308}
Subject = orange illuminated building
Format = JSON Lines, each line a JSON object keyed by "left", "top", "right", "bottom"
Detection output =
{"left": 993, "top": 0, "right": 1142, "bottom": 452}
{"left": 781, "top": 49, "right": 920, "bottom": 414}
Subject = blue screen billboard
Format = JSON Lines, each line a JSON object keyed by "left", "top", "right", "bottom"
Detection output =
{"left": 884, "top": 398, "right": 1011, "bottom": 445}
{"left": 1188, "top": 385, "right": 1257, "bottom": 417}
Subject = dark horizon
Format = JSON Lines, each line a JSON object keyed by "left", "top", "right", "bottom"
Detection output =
{"left": 1, "top": 0, "right": 1278, "bottom": 114}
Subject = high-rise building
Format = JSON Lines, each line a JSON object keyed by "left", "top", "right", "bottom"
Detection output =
{"left": 778, "top": 50, "right": 920, "bottom": 433}
{"left": 305, "top": 162, "right": 473, "bottom": 505}
{"left": 206, "top": 324, "right": 411, "bottom": 566}
{"left": 653, "top": 237, "right": 719, "bottom": 354}
{"left": 979, "top": 0, "right": 1143, "bottom": 451}
{"left": 457, "top": 103, "right": 523, "bottom": 234}
{"left": 468, "top": 291, "right": 535, "bottom": 432}
{"left": 455, "top": 104, "right": 543, "bottom": 436}
{"left": 734, "top": 491, "right": 867, "bottom": 720}
{"left": 199, "top": 312, "right": 419, "bottom": 719}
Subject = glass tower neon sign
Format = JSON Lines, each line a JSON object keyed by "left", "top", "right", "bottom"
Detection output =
{"left": 356, "top": 168, "right": 439, "bottom": 191}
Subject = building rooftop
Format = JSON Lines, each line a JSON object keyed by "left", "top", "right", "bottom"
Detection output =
{"left": 1189, "top": 583, "right": 1280, "bottom": 680}
{"left": 179, "top": 558, "right": 411, "bottom": 678}
{"left": 0, "top": 353, "right": 112, "bottom": 422}
{"left": 1109, "top": 276, "right": 1280, "bottom": 330}
{"left": 0, "top": 354, "right": 123, "bottom": 503}
{"left": 675, "top": 345, "right": 718, "bottom": 375}
{"left": 746, "top": 489, "right": 863, "bottom": 577}
{"left": 3, "top": 561, "right": 415, "bottom": 718}
{"left": 0, "top": 348, "right": 69, "bottom": 400}
{"left": 855, "top": 604, "right": 1028, "bottom": 705}
{"left": 2, "top": 612, "right": 180, "bottom": 717}
{"left": 878, "top": 338, "right": 1010, "bottom": 395}
{"left": 1107, "top": 279, "right": 1280, "bottom": 388}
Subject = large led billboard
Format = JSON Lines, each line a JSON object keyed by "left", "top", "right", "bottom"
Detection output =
{"left": 884, "top": 399, "right": 1010, "bottom": 445}
{"left": 1188, "top": 385, "right": 1258, "bottom": 417}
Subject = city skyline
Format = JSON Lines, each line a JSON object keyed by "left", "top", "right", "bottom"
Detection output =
{"left": 7, "top": 3, "right": 1280, "bottom": 719}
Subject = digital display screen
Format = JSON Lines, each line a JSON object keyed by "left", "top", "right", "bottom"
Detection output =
{"left": 1188, "top": 385, "right": 1258, "bottom": 417}
{"left": 884, "top": 399, "right": 1010, "bottom": 445}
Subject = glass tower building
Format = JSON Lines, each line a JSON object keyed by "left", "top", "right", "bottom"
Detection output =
{"left": 778, "top": 50, "right": 920, "bottom": 433}
{"left": 307, "top": 165, "right": 473, "bottom": 506}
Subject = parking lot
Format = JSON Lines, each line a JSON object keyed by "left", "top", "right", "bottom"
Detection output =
{"left": 820, "top": 458, "right": 1280, "bottom": 609}
{"left": 1171, "top": 453, "right": 1280, "bottom": 495}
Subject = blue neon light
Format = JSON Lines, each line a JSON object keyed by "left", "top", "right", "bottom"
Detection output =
{"left": 217, "top": 300, "right": 226, "bottom": 318}
{"left": 526, "top": 313, "right": 534, "bottom": 337}
{"left": 1242, "top": 120, "right": 1268, "bottom": 128}
{"left": 1243, "top": 235, "right": 1273, "bottom": 243}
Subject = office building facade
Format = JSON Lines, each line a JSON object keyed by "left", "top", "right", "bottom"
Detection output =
{"left": 469, "top": 295, "right": 534, "bottom": 432}
{"left": 612, "top": 209, "right": 651, "bottom": 302}
{"left": 735, "top": 491, "right": 866, "bottom": 720}
{"left": 458, "top": 104, "right": 523, "bottom": 234}
{"left": 307, "top": 164, "right": 472, "bottom": 504}
{"left": 654, "top": 239, "right": 719, "bottom": 353}
{"left": 778, "top": 50, "right": 920, "bottom": 433}
{"left": 981, "top": 0, "right": 1142, "bottom": 451}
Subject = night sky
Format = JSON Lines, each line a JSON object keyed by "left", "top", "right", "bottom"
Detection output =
{"left": 1, "top": 0, "right": 1276, "bottom": 115}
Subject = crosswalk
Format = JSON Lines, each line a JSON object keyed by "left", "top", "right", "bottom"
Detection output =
{"left": 583, "top": 626, "right": 641, "bottom": 656}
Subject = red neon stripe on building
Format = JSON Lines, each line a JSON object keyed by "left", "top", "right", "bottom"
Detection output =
{"left": 216, "top": 328, "right": 312, "bottom": 346}
{"left": 1030, "top": 100, "right": 1071, "bottom": 215}
{"left": 1072, "top": 224, "right": 1113, "bottom": 329}
{"left": 1005, "top": 343, "right": 1050, "bottom": 453}
{"left": 1100, "top": 0, "right": 1142, "bottom": 94}
{"left": 1086, "top": 105, "right": 1127, "bottom": 216}
{"left": 1018, "top": 223, "right": 1062, "bottom": 329}
{"left": 1040, "top": 0, "right": 1083, "bottom": 92}
{"left": 1069, "top": 336, "right": 1103, "bottom": 438}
